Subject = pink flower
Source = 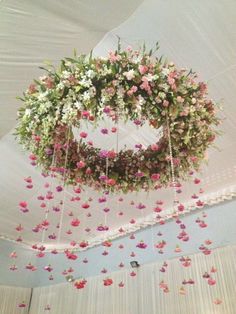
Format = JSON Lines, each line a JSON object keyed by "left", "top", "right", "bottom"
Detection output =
{"left": 81, "top": 111, "right": 90, "bottom": 119}
{"left": 77, "top": 161, "right": 86, "bottom": 168}
{"left": 135, "top": 171, "right": 145, "bottom": 178}
{"left": 194, "top": 178, "right": 201, "bottom": 184}
{"left": 107, "top": 150, "right": 116, "bottom": 158}
{"left": 150, "top": 144, "right": 159, "bottom": 151}
{"left": 174, "top": 245, "right": 182, "bottom": 253}
{"left": 79, "top": 241, "right": 88, "bottom": 248}
{"left": 56, "top": 185, "right": 63, "bottom": 192}
{"left": 136, "top": 241, "right": 147, "bottom": 249}
{"left": 163, "top": 100, "right": 169, "bottom": 107}
{"left": 74, "top": 279, "right": 87, "bottom": 289}
{"left": 44, "top": 77, "right": 54, "bottom": 89}
{"left": 127, "top": 85, "right": 138, "bottom": 96}
{"left": 140, "top": 77, "right": 151, "bottom": 94}
{"left": 111, "top": 127, "right": 117, "bottom": 133}
{"left": 106, "top": 87, "right": 115, "bottom": 96}
{"left": 178, "top": 204, "right": 185, "bottom": 212}
{"left": 103, "top": 278, "right": 113, "bottom": 286}
{"left": 151, "top": 173, "right": 160, "bottom": 181}
{"left": 108, "top": 51, "right": 121, "bottom": 63}
{"left": 106, "top": 178, "right": 116, "bottom": 186}
{"left": 28, "top": 83, "right": 37, "bottom": 94}
{"left": 102, "top": 240, "right": 112, "bottom": 247}
{"left": 18, "top": 302, "right": 27, "bottom": 308}
{"left": 44, "top": 265, "right": 53, "bottom": 272}
{"left": 101, "top": 128, "right": 108, "bottom": 135}
{"left": 103, "top": 106, "right": 111, "bottom": 114}
{"left": 80, "top": 132, "right": 88, "bottom": 138}
{"left": 213, "top": 299, "right": 222, "bottom": 305}
{"left": 65, "top": 250, "right": 78, "bottom": 260}
{"left": 16, "top": 224, "right": 23, "bottom": 232}
{"left": 74, "top": 187, "right": 81, "bottom": 194}
{"left": 71, "top": 218, "right": 80, "bottom": 227}
{"left": 208, "top": 278, "right": 216, "bottom": 286}
{"left": 10, "top": 251, "right": 17, "bottom": 258}
{"left": 199, "top": 221, "right": 207, "bottom": 228}
{"left": 190, "top": 156, "right": 198, "bottom": 163}
{"left": 29, "top": 153, "right": 37, "bottom": 161}
{"left": 82, "top": 203, "right": 89, "bottom": 209}
{"left": 138, "top": 65, "right": 148, "bottom": 75}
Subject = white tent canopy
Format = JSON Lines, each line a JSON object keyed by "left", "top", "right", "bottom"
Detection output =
{"left": 0, "top": 0, "right": 236, "bottom": 249}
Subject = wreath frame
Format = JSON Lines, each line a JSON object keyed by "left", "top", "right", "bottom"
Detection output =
{"left": 16, "top": 44, "right": 220, "bottom": 192}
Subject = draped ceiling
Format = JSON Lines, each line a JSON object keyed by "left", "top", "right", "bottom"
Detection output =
{"left": 0, "top": 0, "right": 236, "bottom": 251}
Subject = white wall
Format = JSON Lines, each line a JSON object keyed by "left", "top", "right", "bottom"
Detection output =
{"left": 29, "top": 245, "right": 236, "bottom": 314}
{"left": 0, "top": 286, "right": 31, "bottom": 314}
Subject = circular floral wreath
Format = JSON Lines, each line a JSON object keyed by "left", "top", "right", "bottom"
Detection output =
{"left": 16, "top": 44, "right": 220, "bottom": 192}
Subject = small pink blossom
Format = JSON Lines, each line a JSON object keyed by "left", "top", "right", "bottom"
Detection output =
{"left": 127, "top": 85, "right": 138, "bottom": 96}
{"left": 77, "top": 161, "right": 86, "bottom": 168}
{"left": 150, "top": 144, "right": 159, "bottom": 151}
{"left": 151, "top": 173, "right": 160, "bottom": 181}
{"left": 80, "top": 132, "right": 88, "bottom": 138}
{"left": 138, "top": 65, "right": 148, "bottom": 75}
{"left": 101, "top": 128, "right": 108, "bottom": 135}
{"left": 108, "top": 51, "right": 121, "bottom": 63}
{"left": 81, "top": 111, "right": 90, "bottom": 119}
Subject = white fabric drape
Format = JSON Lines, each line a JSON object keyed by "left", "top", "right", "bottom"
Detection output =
{"left": 30, "top": 245, "right": 236, "bottom": 314}
{"left": 0, "top": 286, "right": 31, "bottom": 314}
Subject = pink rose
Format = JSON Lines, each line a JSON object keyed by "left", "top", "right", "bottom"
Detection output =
{"left": 151, "top": 173, "right": 160, "bottom": 181}
{"left": 28, "top": 83, "right": 37, "bottom": 94}
{"left": 80, "top": 132, "right": 87, "bottom": 138}
{"left": 77, "top": 161, "right": 86, "bottom": 168}
{"left": 138, "top": 65, "right": 148, "bottom": 75}
{"left": 151, "top": 144, "right": 159, "bottom": 151}
{"left": 106, "top": 178, "right": 116, "bottom": 186}
{"left": 107, "top": 150, "right": 116, "bottom": 158}
{"left": 81, "top": 111, "right": 90, "bottom": 119}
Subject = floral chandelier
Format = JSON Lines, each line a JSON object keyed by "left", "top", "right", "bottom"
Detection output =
{"left": 16, "top": 44, "right": 219, "bottom": 193}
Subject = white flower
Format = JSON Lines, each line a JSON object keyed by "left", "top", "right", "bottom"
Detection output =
{"left": 25, "top": 109, "right": 31, "bottom": 116}
{"left": 39, "top": 75, "right": 47, "bottom": 81}
{"left": 74, "top": 101, "right": 82, "bottom": 109}
{"left": 86, "top": 70, "right": 95, "bottom": 79}
{"left": 162, "top": 68, "right": 170, "bottom": 76}
{"left": 37, "top": 92, "right": 48, "bottom": 101}
{"left": 83, "top": 91, "right": 91, "bottom": 101}
{"left": 80, "top": 77, "right": 92, "bottom": 88}
{"left": 132, "top": 55, "right": 142, "bottom": 64}
{"left": 62, "top": 71, "right": 71, "bottom": 79}
{"left": 57, "top": 82, "right": 65, "bottom": 90}
{"left": 123, "top": 69, "right": 135, "bottom": 80}
{"left": 137, "top": 95, "right": 145, "bottom": 105}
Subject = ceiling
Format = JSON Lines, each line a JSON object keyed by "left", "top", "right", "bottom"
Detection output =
{"left": 0, "top": 0, "right": 236, "bottom": 250}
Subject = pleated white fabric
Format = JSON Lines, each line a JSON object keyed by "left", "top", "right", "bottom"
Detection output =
{"left": 0, "top": 285, "right": 31, "bottom": 314}
{"left": 29, "top": 245, "right": 236, "bottom": 314}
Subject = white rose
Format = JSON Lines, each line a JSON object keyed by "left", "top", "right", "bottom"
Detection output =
{"left": 124, "top": 69, "right": 135, "bottom": 80}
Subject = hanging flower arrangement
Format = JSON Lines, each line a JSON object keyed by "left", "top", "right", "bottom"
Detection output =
{"left": 16, "top": 43, "right": 220, "bottom": 192}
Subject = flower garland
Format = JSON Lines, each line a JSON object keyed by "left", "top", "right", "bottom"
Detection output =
{"left": 16, "top": 44, "right": 220, "bottom": 192}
